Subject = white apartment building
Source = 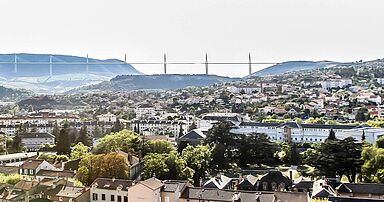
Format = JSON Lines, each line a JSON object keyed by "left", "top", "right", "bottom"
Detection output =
{"left": 96, "top": 112, "right": 117, "bottom": 123}
{"left": 317, "top": 79, "right": 352, "bottom": 89}
{"left": 131, "top": 119, "right": 188, "bottom": 138}
{"left": 20, "top": 132, "right": 55, "bottom": 151}
{"left": 134, "top": 104, "right": 156, "bottom": 119}
{"left": 232, "top": 122, "right": 384, "bottom": 144}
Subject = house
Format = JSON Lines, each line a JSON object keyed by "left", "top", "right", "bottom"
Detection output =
{"left": 128, "top": 178, "right": 163, "bottom": 202}
{"left": 20, "top": 132, "right": 55, "bottom": 151}
{"left": 179, "top": 187, "right": 276, "bottom": 202}
{"left": 255, "top": 171, "right": 292, "bottom": 191}
{"left": 336, "top": 183, "right": 384, "bottom": 199}
{"left": 55, "top": 186, "right": 89, "bottom": 202}
{"left": 19, "top": 159, "right": 57, "bottom": 176}
{"left": 202, "top": 174, "right": 234, "bottom": 190}
{"left": 161, "top": 180, "right": 190, "bottom": 202}
{"left": 177, "top": 129, "right": 206, "bottom": 147}
{"left": 238, "top": 175, "right": 258, "bottom": 191}
{"left": 90, "top": 178, "right": 133, "bottom": 202}
{"left": 292, "top": 179, "right": 313, "bottom": 193}
{"left": 134, "top": 104, "right": 156, "bottom": 119}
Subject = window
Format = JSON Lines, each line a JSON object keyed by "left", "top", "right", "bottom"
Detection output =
{"left": 124, "top": 196, "right": 128, "bottom": 202}
{"left": 262, "top": 182, "right": 268, "bottom": 190}
{"left": 59, "top": 197, "right": 63, "bottom": 201}
{"left": 271, "top": 182, "right": 277, "bottom": 190}
{"left": 92, "top": 193, "right": 98, "bottom": 201}
{"left": 165, "top": 197, "right": 170, "bottom": 202}
{"left": 111, "top": 195, "right": 115, "bottom": 201}
{"left": 102, "top": 194, "right": 106, "bottom": 200}
{"left": 118, "top": 196, "right": 122, "bottom": 202}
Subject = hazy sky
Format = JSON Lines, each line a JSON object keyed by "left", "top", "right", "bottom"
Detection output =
{"left": 0, "top": 0, "right": 383, "bottom": 77}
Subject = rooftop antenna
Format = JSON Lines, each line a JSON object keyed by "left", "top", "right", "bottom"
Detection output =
{"left": 248, "top": 53, "right": 252, "bottom": 75}
{"left": 49, "top": 54, "right": 53, "bottom": 77}
{"left": 205, "top": 53, "right": 208, "bottom": 75}
{"left": 14, "top": 54, "right": 18, "bottom": 73}
{"left": 164, "top": 53, "right": 167, "bottom": 74}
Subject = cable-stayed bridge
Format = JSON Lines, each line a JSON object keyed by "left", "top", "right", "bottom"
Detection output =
{"left": 1, "top": 53, "right": 279, "bottom": 76}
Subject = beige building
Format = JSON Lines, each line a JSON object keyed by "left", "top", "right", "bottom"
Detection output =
{"left": 128, "top": 178, "right": 163, "bottom": 202}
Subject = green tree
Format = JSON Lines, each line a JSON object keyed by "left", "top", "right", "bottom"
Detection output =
{"left": 10, "top": 132, "right": 23, "bottom": 153}
{"left": 361, "top": 137, "right": 384, "bottom": 182}
{"left": 237, "top": 133, "right": 279, "bottom": 167}
{"left": 111, "top": 119, "right": 123, "bottom": 133}
{"left": 77, "top": 152, "right": 130, "bottom": 185}
{"left": 93, "top": 125, "right": 102, "bottom": 138}
{"left": 93, "top": 130, "right": 142, "bottom": 154}
{"left": 56, "top": 127, "right": 71, "bottom": 155}
{"left": 304, "top": 137, "right": 362, "bottom": 182}
{"left": 71, "top": 142, "right": 90, "bottom": 160}
{"left": 76, "top": 126, "right": 92, "bottom": 147}
{"left": 144, "top": 140, "right": 175, "bottom": 156}
{"left": 182, "top": 145, "right": 212, "bottom": 186}
{"left": 143, "top": 151, "right": 193, "bottom": 181}
{"left": 356, "top": 107, "right": 370, "bottom": 122}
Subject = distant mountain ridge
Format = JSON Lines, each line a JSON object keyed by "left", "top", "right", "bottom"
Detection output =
{"left": 249, "top": 61, "right": 342, "bottom": 77}
{"left": 77, "top": 74, "right": 238, "bottom": 92}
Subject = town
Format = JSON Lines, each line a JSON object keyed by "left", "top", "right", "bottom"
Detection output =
{"left": 0, "top": 63, "right": 384, "bottom": 201}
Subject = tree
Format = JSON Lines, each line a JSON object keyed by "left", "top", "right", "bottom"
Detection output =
{"left": 189, "top": 121, "right": 197, "bottom": 131}
{"left": 56, "top": 127, "right": 71, "bottom": 155}
{"left": 71, "top": 142, "right": 90, "bottom": 160}
{"left": 304, "top": 137, "right": 362, "bottom": 182}
{"left": 204, "top": 121, "right": 237, "bottom": 147}
{"left": 68, "top": 127, "right": 79, "bottom": 145}
{"left": 376, "top": 136, "right": 384, "bottom": 148}
{"left": 362, "top": 130, "right": 366, "bottom": 142}
{"left": 143, "top": 140, "right": 175, "bottom": 156}
{"left": 279, "top": 143, "right": 300, "bottom": 165}
{"left": 111, "top": 119, "right": 123, "bottom": 133}
{"left": 210, "top": 144, "right": 231, "bottom": 171}
{"left": 10, "top": 132, "right": 23, "bottom": 153}
{"left": 76, "top": 126, "right": 92, "bottom": 147}
{"left": 77, "top": 152, "right": 130, "bottom": 185}
{"left": 93, "top": 130, "right": 142, "bottom": 154}
{"left": 178, "top": 125, "right": 184, "bottom": 137}
{"left": 93, "top": 125, "right": 102, "bottom": 138}
{"left": 182, "top": 145, "right": 212, "bottom": 186}
{"left": 143, "top": 151, "right": 193, "bottom": 181}
{"left": 361, "top": 137, "right": 384, "bottom": 182}
{"left": 52, "top": 123, "right": 60, "bottom": 144}
{"left": 356, "top": 107, "right": 370, "bottom": 122}
{"left": 237, "top": 133, "right": 279, "bottom": 167}
{"left": 327, "top": 129, "right": 337, "bottom": 141}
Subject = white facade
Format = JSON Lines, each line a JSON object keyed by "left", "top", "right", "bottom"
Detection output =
{"left": 318, "top": 79, "right": 352, "bottom": 89}
{"left": 21, "top": 133, "right": 55, "bottom": 151}
{"left": 132, "top": 120, "right": 188, "bottom": 138}
{"left": 96, "top": 113, "right": 117, "bottom": 123}
{"left": 90, "top": 184, "right": 128, "bottom": 202}
{"left": 232, "top": 122, "right": 384, "bottom": 144}
{"left": 135, "top": 106, "right": 156, "bottom": 119}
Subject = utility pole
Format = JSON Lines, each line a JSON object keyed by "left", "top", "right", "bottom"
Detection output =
{"left": 124, "top": 53, "right": 127, "bottom": 63}
{"left": 205, "top": 53, "right": 208, "bottom": 75}
{"left": 164, "top": 53, "right": 167, "bottom": 74}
